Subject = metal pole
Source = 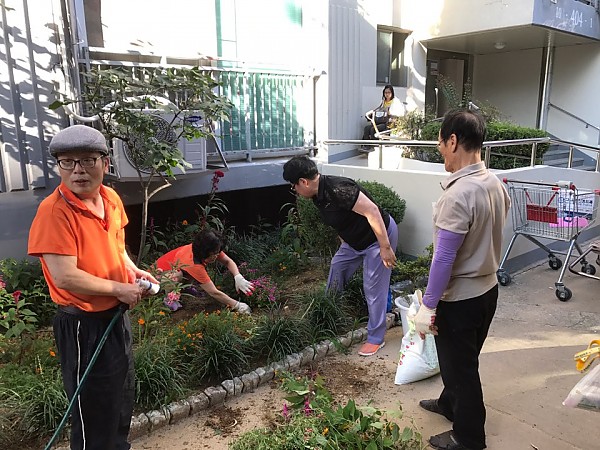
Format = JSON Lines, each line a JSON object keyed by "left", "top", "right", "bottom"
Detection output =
{"left": 568, "top": 145, "right": 574, "bottom": 168}
{"left": 537, "top": 34, "right": 555, "bottom": 131}
{"left": 531, "top": 142, "right": 538, "bottom": 167}
{"left": 484, "top": 146, "right": 491, "bottom": 168}
{"left": 378, "top": 143, "right": 383, "bottom": 169}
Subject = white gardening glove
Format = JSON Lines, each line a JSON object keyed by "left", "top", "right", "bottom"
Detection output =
{"left": 234, "top": 274, "right": 254, "bottom": 296}
{"left": 412, "top": 304, "right": 437, "bottom": 337}
{"left": 232, "top": 301, "right": 252, "bottom": 314}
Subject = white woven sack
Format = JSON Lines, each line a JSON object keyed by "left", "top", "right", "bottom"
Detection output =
{"left": 394, "top": 290, "right": 440, "bottom": 385}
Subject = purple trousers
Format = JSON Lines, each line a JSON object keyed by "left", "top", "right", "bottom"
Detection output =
{"left": 327, "top": 217, "right": 398, "bottom": 344}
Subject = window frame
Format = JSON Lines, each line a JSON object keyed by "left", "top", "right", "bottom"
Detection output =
{"left": 376, "top": 26, "right": 411, "bottom": 87}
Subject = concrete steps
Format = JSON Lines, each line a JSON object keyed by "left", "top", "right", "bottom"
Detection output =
{"left": 542, "top": 147, "right": 597, "bottom": 171}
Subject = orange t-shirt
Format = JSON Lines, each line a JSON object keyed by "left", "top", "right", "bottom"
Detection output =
{"left": 156, "top": 244, "right": 225, "bottom": 284}
{"left": 28, "top": 183, "right": 129, "bottom": 312}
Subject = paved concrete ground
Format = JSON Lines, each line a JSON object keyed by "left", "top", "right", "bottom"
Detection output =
{"left": 374, "top": 245, "right": 600, "bottom": 450}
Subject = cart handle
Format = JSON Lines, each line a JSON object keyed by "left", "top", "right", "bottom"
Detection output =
{"left": 502, "top": 178, "right": 576, "bottom": 190}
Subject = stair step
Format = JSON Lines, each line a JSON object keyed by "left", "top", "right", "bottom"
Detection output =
{"left": 543, "top": 150, "right": 573, "bottom": 161}
{"left": 543, "top": 157, "right": 585, "bottom": 167}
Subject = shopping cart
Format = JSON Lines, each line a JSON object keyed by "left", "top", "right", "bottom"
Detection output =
{"left": 496, "top": 179, "right": 600, "bottom": 301}
{"left": 568, "top": 240, "right": 600, "bottom": 281}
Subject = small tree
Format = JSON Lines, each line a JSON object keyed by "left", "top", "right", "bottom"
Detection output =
{"left": 50, "top": 67, "right": 232, "bottom": 263}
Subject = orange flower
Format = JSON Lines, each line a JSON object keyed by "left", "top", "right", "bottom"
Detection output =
{"left": 158, "top": 311, "right": 165, "bottom": 316}
{"left": 49, "top": 349, "right": 56, "bottom": 357}
{"left": 182, "top": 220, "right": 189, "bottom": 225}
{"left": 138, "top": 318, "right": 145, "bottom": 325}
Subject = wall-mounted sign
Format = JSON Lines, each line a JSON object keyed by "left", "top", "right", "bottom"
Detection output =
{"left": 430, "top": 61, "right": 439, "bottom": 76}
{"left": 533, "top": 0, "right": 600, "bottom": 41}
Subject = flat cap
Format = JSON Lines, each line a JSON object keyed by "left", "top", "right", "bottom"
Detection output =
{"left": 49, "top": 125, "right": 109, "bottom": 157}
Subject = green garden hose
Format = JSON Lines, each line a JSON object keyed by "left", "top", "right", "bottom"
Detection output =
{"left": 44, "top": 305, "right": 127, "bottom": 450}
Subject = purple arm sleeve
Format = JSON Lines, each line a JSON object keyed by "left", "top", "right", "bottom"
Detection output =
{"left": 422, "top": 229, "right": 465, "bottom": 309}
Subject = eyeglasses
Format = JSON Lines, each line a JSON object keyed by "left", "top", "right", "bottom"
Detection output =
{"left": 57, "top": 157, "right": 103, "bottom": 170}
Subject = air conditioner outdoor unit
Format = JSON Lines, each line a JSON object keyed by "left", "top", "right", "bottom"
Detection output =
{"left": 110, "top": 109, "right": 207, "bottom": 181}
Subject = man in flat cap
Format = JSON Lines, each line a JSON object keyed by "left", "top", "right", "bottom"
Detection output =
{"left": 28, "top": 124, "right": 158, "bottom": 450}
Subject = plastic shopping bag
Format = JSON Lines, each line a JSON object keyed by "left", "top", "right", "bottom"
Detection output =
{"left": 394, "top": 290, "right": 440, "bottom": 385}
{"left": 563, "top": 363, "right": 600, "bottom": 412}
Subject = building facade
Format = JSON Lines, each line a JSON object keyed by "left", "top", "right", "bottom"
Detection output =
{"left": 1, "top": 0, "right": 599, "bottom": 258}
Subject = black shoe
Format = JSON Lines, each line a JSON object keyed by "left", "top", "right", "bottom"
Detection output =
{"left": 429, "top": 430, "right": 473, "bottom": 450}
{"left": 419, "top": 399, "right": 453, "bottom": 421}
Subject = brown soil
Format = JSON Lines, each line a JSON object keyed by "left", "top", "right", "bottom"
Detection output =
{"left": 132, "top": 350, "right": 399, "bottom": 450}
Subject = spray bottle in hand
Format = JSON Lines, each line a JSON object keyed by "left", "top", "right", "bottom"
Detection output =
{"left": 136, "top": 278, "right": 160, "bottom": 295}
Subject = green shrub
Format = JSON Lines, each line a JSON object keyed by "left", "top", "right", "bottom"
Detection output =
{"left": 0, "top": 258, "right": 55, "bottom": 327}
{"left": 486, "top": 121, "right": 549, "bottom": 169}
{"left": 404, "top": 120, "right": 549, "bottom": 169}
{"left": 296, "top": 196, "right": 339, "bottom": 257}
{"left": 357, "top": 180, "right": 406, "bottom": 225}
{"left": 392, "top": 245, "right": 433, "bottom": 289}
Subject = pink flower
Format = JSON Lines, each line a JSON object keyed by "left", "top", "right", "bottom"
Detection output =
{"left": 12, "top": 290, "right": 22, "bottom": 303}
{"left": 282, "top": 402, "right": 290, "bottom": 420}
{"left": 0, "top": 277, "right": 5, "bottom": 291}
{"left": 303, "top": 397, "right": 312, "bottom": 416}
{"left": 166, "top": 291, "right": 181, "bottom": 304}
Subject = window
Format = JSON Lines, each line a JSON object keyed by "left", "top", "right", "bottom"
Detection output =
{"left": 376, "top": 27, "right": 410, "bottom": 87}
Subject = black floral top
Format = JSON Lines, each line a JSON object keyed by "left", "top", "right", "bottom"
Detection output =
{"left": 313, "top": 175, "right": 390, "bottom": 251}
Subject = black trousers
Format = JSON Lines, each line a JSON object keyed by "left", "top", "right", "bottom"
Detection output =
{"left": 434, "top": 285, "right": 498, "bottom": 450}
{"left": 54, "top": 308, "right": 134, "bottom": 450}
{"left": 362, "top": 122, "right": 388, "bottom": 140}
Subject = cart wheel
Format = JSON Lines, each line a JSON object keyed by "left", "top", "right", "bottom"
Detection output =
{"left": 556, "top": 287, "right": 572, "bottom": 302}
{"left": 582, "top": 264, "right": 596, "bottom": 276}
{"left": 549, "top": 258, "right": 562, "bottom": 270}
{"left": 497, "top": 271, "right": 511, "bottom": 286}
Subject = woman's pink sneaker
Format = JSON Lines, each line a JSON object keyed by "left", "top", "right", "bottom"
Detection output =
{"left": 358, "top": 341, "right": 385, "bottom": 356}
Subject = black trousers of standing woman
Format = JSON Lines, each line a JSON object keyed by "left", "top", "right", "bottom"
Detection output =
{"left": 433, "top": 285, "right": 498, "bottom": 450}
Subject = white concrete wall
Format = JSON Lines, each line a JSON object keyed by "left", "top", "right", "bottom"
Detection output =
{"left": 399, "top": 0, "right": 535, "bottom": 39}
{"left": 472, "top": 49, "right": 541, "bottom": 127}
{"left": 322, "top": 158, "right": 600, "bottom": 262}
{"left": 548, "top": 43, "right": 600, "bottom": 149}
{"left": 97, "top": 0, "right": 321, "bottom": 69}
{"left": 98, "top": 0, "right": 218, "bottom": 55}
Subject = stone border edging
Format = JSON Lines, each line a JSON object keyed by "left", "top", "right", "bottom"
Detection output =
{"left": 54, "top": 311, "right": 400, "bottom": 449}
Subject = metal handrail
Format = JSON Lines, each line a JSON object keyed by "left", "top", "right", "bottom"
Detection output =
{"left": 323, "top": 137, "right": 600, "bottom": 171}
{"left": 549, "top": 103, "right": 600, "bottom": 132}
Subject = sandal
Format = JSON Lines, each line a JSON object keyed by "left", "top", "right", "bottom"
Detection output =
{"left": 574, "top": 340, "right": 600, "bottom": 372}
